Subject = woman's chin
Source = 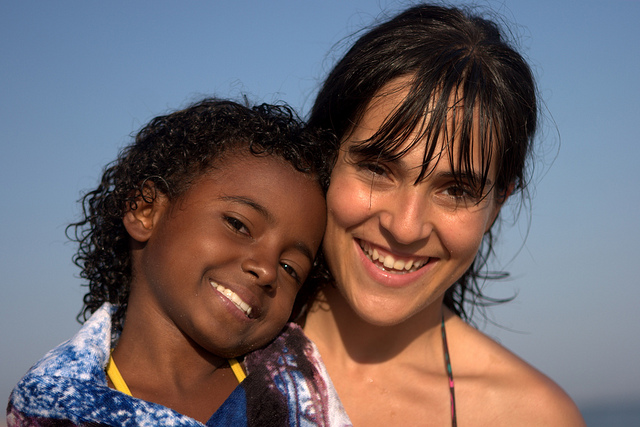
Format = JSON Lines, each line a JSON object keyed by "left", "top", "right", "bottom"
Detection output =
{"left": 347, "top": 294, "right": 430, "bottom": 327}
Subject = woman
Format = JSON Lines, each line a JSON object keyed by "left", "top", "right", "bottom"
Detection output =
{"left": 302, "top": 4, "right": 585, "bottom": 426}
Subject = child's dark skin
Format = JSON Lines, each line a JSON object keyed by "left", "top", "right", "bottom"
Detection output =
{"left": 110, "top": 150, "right": 326, "bottom": 422}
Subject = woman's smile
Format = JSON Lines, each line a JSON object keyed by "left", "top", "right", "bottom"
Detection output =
{"left": 359, "top": 239, "right": 430, "bottom": 274}
{"left": 354, "top": 238, "right": 438, "bottom": 290}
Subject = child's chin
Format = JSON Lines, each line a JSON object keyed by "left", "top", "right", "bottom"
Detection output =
{"left": 215, "top": 342, "right": 260, "bottom": 359}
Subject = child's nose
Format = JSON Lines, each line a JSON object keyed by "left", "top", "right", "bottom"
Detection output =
{"left": 241, "top": 256, "right": 277, "bottom": 290}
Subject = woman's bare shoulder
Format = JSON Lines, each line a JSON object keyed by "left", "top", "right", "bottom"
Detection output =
{"left": 446, "top": 315, "right": 586, "bottom": 426}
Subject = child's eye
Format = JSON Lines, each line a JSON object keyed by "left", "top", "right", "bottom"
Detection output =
{"left": 225, "top": 216, "right": 250, "bottom": 236}
{"left": 280, "top": 262, "right": 300, "bottom": 282}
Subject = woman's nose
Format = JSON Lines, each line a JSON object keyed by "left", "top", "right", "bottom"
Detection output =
{"left": 377, "top": 187, "right": 433, "bottom": 245}
{"left": 241, "top": 253, "right": 277, "bottom": 290}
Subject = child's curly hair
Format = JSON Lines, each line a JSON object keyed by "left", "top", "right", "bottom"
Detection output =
{"left": 67, "top": 98, "right": 334, "bottom": 332}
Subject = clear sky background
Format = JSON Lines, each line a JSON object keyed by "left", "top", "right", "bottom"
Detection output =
{"left": 2, "top": 0, "right": 639, "bottom": 416}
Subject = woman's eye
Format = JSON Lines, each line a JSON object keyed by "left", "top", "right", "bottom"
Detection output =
{"left": 280, "top": 262, "right": 300, "bottom": 282}
{"left": 445, "top": 186, "right": 468, "bottom": 198}
{"left": 225, "top": 216, "right": 250, "bottom": 236}
{"left": 444, "top": 184, "right": 480, "bottom": 201}
{"left": 358, "top": 162, "right": 387, "bottom": 177}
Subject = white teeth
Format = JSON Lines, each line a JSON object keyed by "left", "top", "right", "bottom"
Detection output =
{"left": 360, "top": 242, "right": 427, "bottom": 273}
{"left": 210, "top": 281, "right": 252, "bottom": 317}
{"left": 383, "top": 257, "right": 395, "bottom": 268}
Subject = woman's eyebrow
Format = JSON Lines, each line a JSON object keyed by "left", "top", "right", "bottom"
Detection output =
{"left": 435, "top": 171, "right": 493, "bottom": 187}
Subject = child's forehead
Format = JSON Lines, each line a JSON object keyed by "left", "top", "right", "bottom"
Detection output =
{"left": 209, "top": 149, "right": 294, "bottom": 174}
{"left": 195, "top": 151, "right": 316, "bottom": 189}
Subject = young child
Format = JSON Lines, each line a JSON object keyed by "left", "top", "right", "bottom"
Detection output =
{"left": 7, "top": 99, "right": 351, "bottom": 426}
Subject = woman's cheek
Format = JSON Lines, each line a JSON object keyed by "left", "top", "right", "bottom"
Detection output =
{"left": 326, "top": 174, "right": 370, "bottom": 228}
{"left": 440, "top": 211, "right": 490, "bottom": 266}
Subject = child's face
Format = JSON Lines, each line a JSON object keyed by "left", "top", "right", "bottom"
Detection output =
{"left": 129, "top": 152, "right": 326, "bottom": 357}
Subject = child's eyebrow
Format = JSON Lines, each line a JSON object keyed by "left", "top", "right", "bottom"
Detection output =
{"left": 220, "top": 196, "right": 272, "bottom": 222}
{"left": 293, "top": 241, "right": 315, "bottom": 264}
{"left": 219, "top": 195, "right": 315, "bottom": 262}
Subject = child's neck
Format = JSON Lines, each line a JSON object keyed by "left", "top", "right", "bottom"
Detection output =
{"left": 111, "top": 305, "right": 239, "bottom": 423}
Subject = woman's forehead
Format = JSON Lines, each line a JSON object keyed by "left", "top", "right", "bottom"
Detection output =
{"left": 349, "top": 78, "right": 492, "bottom": 151}
{"left": 357, "top": 76, "right": 485, "bottom": 129}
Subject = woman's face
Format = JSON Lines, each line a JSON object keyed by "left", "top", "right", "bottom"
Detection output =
{"left": 323, "top": 84, "right": 503, "bottom": 326}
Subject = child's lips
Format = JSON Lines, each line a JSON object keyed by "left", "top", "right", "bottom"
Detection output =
{"left": 209, "top": 280, "right": 256, "bottom": 318}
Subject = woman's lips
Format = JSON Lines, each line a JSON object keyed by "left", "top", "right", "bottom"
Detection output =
{"left": 359, "top": 240, "right": 430, "bottom": 274}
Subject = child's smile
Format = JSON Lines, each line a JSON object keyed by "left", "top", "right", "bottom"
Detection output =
{"left": 210, "top": 280, "right": 254, "bottom": 318}
{"left": 125, "top": 150, "right": 327, "bottom": 358}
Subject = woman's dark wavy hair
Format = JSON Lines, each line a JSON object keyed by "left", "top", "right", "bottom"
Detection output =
{"left": 68, "top": 98, "right": 332, "bottom": 332}
{"left": 308, "top": 4, "right": 538, "bottom": 321}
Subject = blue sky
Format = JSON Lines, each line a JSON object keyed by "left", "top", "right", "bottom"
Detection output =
{"left": 1, "top": 0, "right": 639, "bottom": 413}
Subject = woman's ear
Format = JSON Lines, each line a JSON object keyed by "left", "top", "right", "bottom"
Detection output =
{"left": 122, "top": 183, "right": 167, "bottom": 243}
{"left": 486, "top": 182, "right": 515, "bottom": 233}
{"left": 497, "top": 182, "right": 515, "bottom": 205}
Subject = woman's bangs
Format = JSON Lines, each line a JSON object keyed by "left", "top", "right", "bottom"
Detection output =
{"left": 441, "top": 64, "right": 501, "bottom": 197}
{"left": 348, "top": 65, "right": 501, "bottom": 198}
{"left": 348, "top": 77, "right": 444, "bottom": 170}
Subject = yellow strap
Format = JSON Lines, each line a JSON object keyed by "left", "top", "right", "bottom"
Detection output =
{"left": 106, "top": 355, "right": 133, "bottom": 396}
{"left": 228, "top": 357, "right": 246, "bottom": 383}
{"left": 107, "top": 355, "right": 245, "bottom": 395}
